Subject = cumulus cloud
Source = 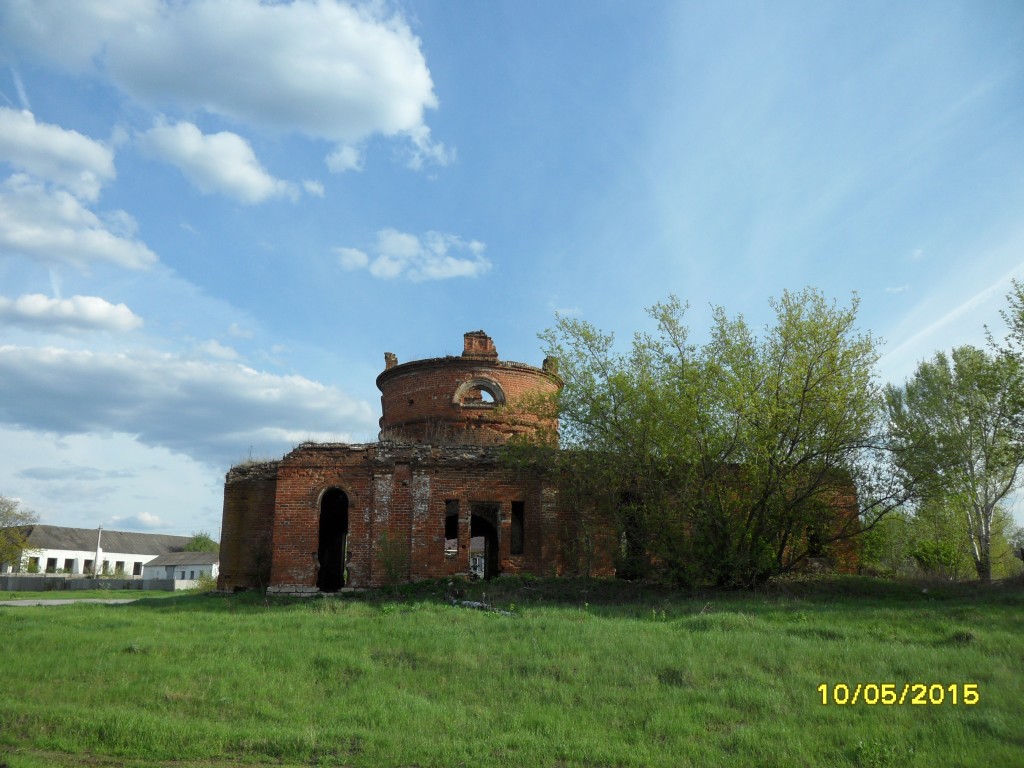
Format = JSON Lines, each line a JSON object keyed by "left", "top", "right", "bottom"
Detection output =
{"left": 0, "top": 175, "right": 157, "bottom": 270}
{"left": 0, "top": 0, "right": 448, "bottom": 167}
{"left": 336, "top": 229, "right": 490, "bottom": 282}
{"left": 0, "top": 345, "right": 378, "bottom": 465}
{"left": 138, "top": 120, "right": 297, "bottom": 204}
{"left": 326, "top": 144, "right": 363, "bottom": 173}
{"left": 0, "top": 108, "right": 115, "bottom": 201}
{"left": 0, "top": 294, "right": 143, "bottom": 333}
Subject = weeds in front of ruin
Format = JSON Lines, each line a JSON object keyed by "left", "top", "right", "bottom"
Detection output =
{"left": 0, "top": 576, "right": 1020, "bottom": 767}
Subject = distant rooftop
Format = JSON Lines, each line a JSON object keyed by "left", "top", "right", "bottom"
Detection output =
{"left": 9, "top": 525, "right": 193, "bottom": 556}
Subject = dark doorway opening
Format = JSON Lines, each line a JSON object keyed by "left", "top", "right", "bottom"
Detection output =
{"left": 318, "top": 488, "right": 349, "bottom": 592}
{"left": 470, "top": 502, "right": 500, "bottom": 579}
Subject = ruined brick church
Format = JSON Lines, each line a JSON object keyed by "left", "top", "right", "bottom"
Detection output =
{"left": 217, "top": 331, "right": 600, "bottom": 594}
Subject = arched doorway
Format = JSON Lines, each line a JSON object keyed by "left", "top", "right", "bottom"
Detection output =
{"left": 470, "top": 503, "right": 500, "bottom": 579}
{"left": 318, "top": 488, "right": 349, "bottom": 592}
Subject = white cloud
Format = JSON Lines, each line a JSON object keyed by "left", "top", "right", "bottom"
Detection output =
{"left": 884, "top": 285, "right": 910, "bottom": 294}
{"left": 0, "top": 108, "right": 115, "bottom": 201}
{"left": 335, "top": 247, "right": 369, "bottom": 271}
{"left": 0, "top": 2, "right": 156, "bottom": 73}
{"left": 138, "top": 120, "right": 297, "bottom": 204}
{"left": 196, "top": 339, "right": 239, "bottom": 361}
{"left": 0, "top": 175, "right": 157, "bottom": 270}
{"left": 340, "top": 228, "right": 491, "bottom": 282}
{"left": 326, "top": 144, "right": 363, "bottom": 173}
{"left": 110, "top": 511, "right": 166, "bottom": 531}
{"left": 0, "top": 1, "right": 447, "bottom": 165}
{"left": 303, "top": 180, "right": 325, "bottom": 197}
{"left": 0, "top": 345, "right": 378, "bottom": 465}
{"left": 0, "top": 294, "right": 143, "bottom": 333}
{"left": 403, "top": 124, "right": 455, "bottom": 170}
{"left": 0, "top": 427, "right": 226, "bottom": 532}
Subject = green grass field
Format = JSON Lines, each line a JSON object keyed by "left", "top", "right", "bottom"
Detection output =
{"left": 0, "top": 576, "right": 1021, "bottom": 767}
{"left": 0, "top": 590, "right": 180, "bottom": 602}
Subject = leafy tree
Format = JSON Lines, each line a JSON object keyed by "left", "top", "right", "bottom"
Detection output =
{"left": 859, "top": 508, "right": 914, "bottom": 576}
{"left": 0, "top": 495, "right": 38, "bottom": 570}
{"left": 886, "top": 346, "right": 1024, "bottom": 583}
{"left": 524, "top": 288, "right": 899, "bottom": 586}
{"left": 906, "top": 495, "right": 975, "bottom": 580}
{"left": 184, "top": 531, "right": 219, "bottom": 552}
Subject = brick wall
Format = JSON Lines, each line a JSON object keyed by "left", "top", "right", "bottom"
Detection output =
{"left": 376, "top": 332, "right": 560, "bottom": 446}
{"left": 253, "top": 442, "right": 598, "bottom": 590}
{"left": 217, "top": 462, "right": 278, "bottom": 591}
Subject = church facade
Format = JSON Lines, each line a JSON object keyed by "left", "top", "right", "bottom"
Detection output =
{"left": 216, "top": 331, "right": 601, "bottom": 594}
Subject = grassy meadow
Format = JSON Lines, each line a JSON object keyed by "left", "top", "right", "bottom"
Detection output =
{"left": 0, "top": 576, "right": 1021, "bottom": 768}
{"left": 0, "top": 590, "right": 179, "bottom": 602}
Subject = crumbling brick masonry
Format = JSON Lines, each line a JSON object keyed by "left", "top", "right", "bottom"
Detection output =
{"left": 218, "top": 331, "right": 591, "bottom": 593}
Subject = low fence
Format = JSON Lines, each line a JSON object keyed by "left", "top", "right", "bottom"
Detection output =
{"left": 0, "top": 575, "right": 194, "bottom": 592}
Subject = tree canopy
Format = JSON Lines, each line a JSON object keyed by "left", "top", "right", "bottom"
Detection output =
{"left": 525, "top": 288, "right": 899, "bottom": 586}
{"left": 0, "top": 495, "right": 39, "bottom": 569}
{"left": 184, "top": 531, "right": 219, "bottom": 553}
{"left": 886, "top": 338, "right": 1024, "bottom": 583}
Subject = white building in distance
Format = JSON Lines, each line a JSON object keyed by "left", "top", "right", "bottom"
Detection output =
{"left": 142, "top": 551, "right": 219, "bottom": 582}
{"left": 0, "top": 525, "right": 193, "bottom": 577}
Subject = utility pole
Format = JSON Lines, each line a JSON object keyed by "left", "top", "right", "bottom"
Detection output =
{"left": 93, "top": 526, "right": 103, "bottom": 578}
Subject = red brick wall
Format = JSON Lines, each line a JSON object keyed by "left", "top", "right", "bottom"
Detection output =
{"left": 259, "top": 443, "right": 589, "bottom": 589}
{"left": 270, "top": 444, "right": 375, "bottom": 588}
{"left": 376, "top": 335, "right": 560, "bottom": 446}
{"left": 217, "top": 462, "right": 278, "bottom": 591}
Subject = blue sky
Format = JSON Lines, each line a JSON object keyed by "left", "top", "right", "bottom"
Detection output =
{"left": 0, "top": 0, "right": 1022, "bottom": 535}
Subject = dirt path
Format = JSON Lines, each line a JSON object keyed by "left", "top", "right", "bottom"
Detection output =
{"left": 0, "top": 598, "right": 138, "bottom": 606}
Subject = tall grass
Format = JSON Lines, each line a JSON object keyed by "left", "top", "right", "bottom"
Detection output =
{"left": 0, "top": 576, "right": 1021, "bottom": 767}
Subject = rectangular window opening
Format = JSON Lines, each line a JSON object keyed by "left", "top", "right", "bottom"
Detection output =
{"left": 511, "top": 501, "right": 525, "bottom": 556}
{"left": 444, "top": 500, "right": 459, "bottom": 556}
{"left": 133, "top": 562, "right": 142, "bottom": 576}
{"left": 64, "top": 559, "right": 75, "bottom": 573}
{"left": 84, "top": 559, "right": 94, "bottom": 575}
{"left": 46, "top": 557, "right": 58, "bottom": 573}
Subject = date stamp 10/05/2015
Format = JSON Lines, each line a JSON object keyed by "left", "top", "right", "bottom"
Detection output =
{"left": 817, "top": 683, "right": 980, "bottom": 706}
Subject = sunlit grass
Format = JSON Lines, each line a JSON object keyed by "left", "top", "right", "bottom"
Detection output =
{"left": 0, "top": 590, "right": 178, "bottom": 601}
{"left": 0, "top": 576, "right": 1021, "bottom": 767}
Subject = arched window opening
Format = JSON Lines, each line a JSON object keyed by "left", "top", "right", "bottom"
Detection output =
{"left": 462, "top": 386, "right": 496, "bottom": 404}
{"left": 318, "top": 488, "right": 349, "bottom": 592}
{"left": 453, "top": 378, "right": 506, "bottom": 408}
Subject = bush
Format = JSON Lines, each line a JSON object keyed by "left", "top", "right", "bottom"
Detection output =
{"left": 193, "top": 572, "right": 218, "bottom": 593}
